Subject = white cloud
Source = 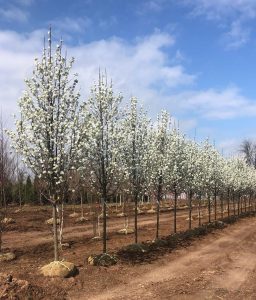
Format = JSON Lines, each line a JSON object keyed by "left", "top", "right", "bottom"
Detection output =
{"left": 224, "top": 20, "right": 250, "bottom": 49}
{"left": 69, "top": 31, "right": 195, "bottom": 109}
{"left": 184, "top": 0, "right": 256, "bottom": 20}
{"left": 0, "top": 6, "right": 28, "bottom": 22}
{"left": 183, "top": 0, "right": 256, "bottom": 48}
{"left": 51, "top": 17, "right": 92, "bottom": 34}
{"left": 0, "top": 29, "right": 195, "bottom": 126}
{"left": 217, "top": 138, "right": 242, "bottom": 157}
{"left": 172, "top": 86, "right": 256, "bottom": 119}
{"left": 15, "top": 0, "right": 34, "bottom": 6}
{"left": 0, "top": 30, "right": 43, "bottom": 124}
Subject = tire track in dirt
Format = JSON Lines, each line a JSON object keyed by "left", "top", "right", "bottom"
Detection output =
{"left": 85, "top": 217, "right": 256, "bottom": 300}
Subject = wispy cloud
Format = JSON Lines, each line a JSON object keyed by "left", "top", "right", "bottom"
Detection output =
{"left": 224, "top": 20, "right": 250, "bottom": 49}
{"left": 0, "top": 6, "right": 28, "bottom": 22}
{"left": 137, "top": 0, "right": 167, "bottom": 14}
{"left": 51, "top": 17, "right": 92, "bottom": 34}
{"left": 15, "top": 0, "right": 34, "bottom": 6}
{"left": 182, "top": 0, "right": 256, "bottom": 48}
{"left": 0, "top": 29, "right": 195, "bottom": 124}
{"left": 173, "top": 86, "right": 256, "bottom": 119}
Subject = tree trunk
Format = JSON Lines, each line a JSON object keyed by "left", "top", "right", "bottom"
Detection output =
{"left": 80, "top": 192, "right": 84, "bottom": 218}
{"left": 232, "top": 193, "right": 235, "bottom": 216}
{"left": 208, "top": 195, "right": 211, "bottom": 223}
{"left": 0, "top": 227, "right": 2, "bottom": 253}
{"left": 156, "top": 198, "right": 160, "bottom": 240}
{"left": 134, "top": 191, "right": 138, "bottom": 244}
{"left": 227, "top": 189, "right": 230, "bottom": 217}
{"left": 198, "top": 194, "right": 202, "bottom": 227}
{"left": 220, "top": 194, "right": 223, "bottom": 220}
{"left": 156, "top": 175, "right": 162, "bottom": 240}
{"left": 238, "top": 193, "right": 240, "bottom": 215}
{"left": 188, "top": 190, "right": 192, "bottom": 229}
{"left": 174, "top": 189, "right": 177, "bottom": 233}
{"left": 102, "top": 193, "right": 107, "bottom": 253}
{"left": 214, "top": 188, "right": 217, "bottom": 221}
{"left": 52, "top": 203, "right": 59, "bottom": 261}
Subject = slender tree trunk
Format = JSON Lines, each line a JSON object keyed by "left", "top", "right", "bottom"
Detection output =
{"left": 220, "top": 193, "right": 223, "bottom": 220}
{"left": 227, "top": 189, "right": 230, "bottom": 217}
{"left": 52, "top": 202, "right": 59, "bottom": 261}
{"left": 238, "top": 193, "right": 240, "bottom": 215}
{"left": 0, "top": 228, "right": 2, "bottom": 253}
{"left": 198, "top": 193, "right": 202, "bottom": 227}
{"left": 156, "top": 198, "right": 160, "bottom": 239}
{"left": 102, "top": 190, "right": 107, "bottom": 253}
{"left": 134, "top": 191, "right": 138, "bottom": 244}
{"left": 156, "top": 175, "right": 162, "bottom": 240}
{"left": 214, "top": 187, "right": 217, "bottom": 221}
{"left": 80, "top": 192, "right": 84, "bottom": 218}
{"left": 208, "top": 195, "right": 211, "bottom": 223}
{"left": 174, "top": 188, "right": 177, "bottom": 233}
{"left": 92, "top": 202, "right": 97, "bottom": 237}
{"left": 188, "top": 190, "right": 193, "bottom": 229}
{"left": 58, "top": 203, "right": 64, "bottom": 248}
{"left": 232, "top": 193, "right": 235, "bottom": 216}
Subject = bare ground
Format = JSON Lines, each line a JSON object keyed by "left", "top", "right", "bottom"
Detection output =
{"left": 0, "top": 205, "right": 255, "bottom": 299}
{"left": 79, "top": 216, "right": 256, "bottom": 300}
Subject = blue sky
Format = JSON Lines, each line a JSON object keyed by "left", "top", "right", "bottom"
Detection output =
{"left": 1, "top": 0, "right": 256, "bottom": 155}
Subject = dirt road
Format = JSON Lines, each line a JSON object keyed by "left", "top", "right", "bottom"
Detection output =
{"left": 73, "top": 216, "right": 256, "bottom": 300}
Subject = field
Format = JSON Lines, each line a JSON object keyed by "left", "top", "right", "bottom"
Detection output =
{"left": 0, "top": 202, "right": 255, "bottom": 299}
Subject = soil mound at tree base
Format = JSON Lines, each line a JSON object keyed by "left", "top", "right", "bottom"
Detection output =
{"left": 1, "top": 218, "right": 15, "bottom": 224}
{"left": 45, "top": 218, "right": 60, "bottom": 225}
{"left": 88, "top": 253, "right": 118, "bottom": 266}
{"left": 41, "top": 261, "right": 78, "bottom": 278}
{"left": 117, "top": 228, "right": 135, "bottom": 235}
{"left": 0, "top": 252, "right": 16, "bottom": 262}
{"left": 69, "top": 212, "right": 79, "bottom": 218}
{"left": 75, "top": 216, "right": 88, "bottom": 223}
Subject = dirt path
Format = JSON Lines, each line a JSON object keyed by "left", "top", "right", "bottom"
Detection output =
{"left": 74, "top": 216, "right": 256, "bottom": 300}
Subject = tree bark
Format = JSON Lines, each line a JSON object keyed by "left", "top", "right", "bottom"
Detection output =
{"left": 174, "top": 189, "right": 177, "bottom": 233}
{"left": 208, "top": 195, "right": 211, "bottom": 223}
{"left": 134, "top": 191, "right": 138, "bottom": 244}
{"left": 52, "top": 203, "right": 59, "bottom": 261}
{"left": 188, "top": 190, "right": 193, "bottom": 229}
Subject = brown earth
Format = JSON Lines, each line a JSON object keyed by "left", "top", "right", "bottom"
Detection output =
{"left": 0, "top": 203, "right": 255, "bottom": 299}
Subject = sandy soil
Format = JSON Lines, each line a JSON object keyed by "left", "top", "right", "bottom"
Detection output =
{"left": 0, "top": 204, "right": 255, "bottom": 299}
{"left": 80, "top": 216, "right": 256, "bottom": 300}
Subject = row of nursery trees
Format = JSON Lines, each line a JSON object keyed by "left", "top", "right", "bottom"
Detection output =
{"left": 8, "top": 30, "right": 256, "bottom": 262}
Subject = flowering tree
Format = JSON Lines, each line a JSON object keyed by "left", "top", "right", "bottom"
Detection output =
{"left": 8, "top": 29, "right": 81, "bottom": 262}
{"left": 167, "top": 128, "right": 187, "bottom": 232}
{"left": 122, "top": 97, "right": 151, "bottom": 243}
{"left": 80, "top": 73, "right": 124, "bottom": 253}
{"left": 150, "top": 111, "right": 170, "bottom": 239}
